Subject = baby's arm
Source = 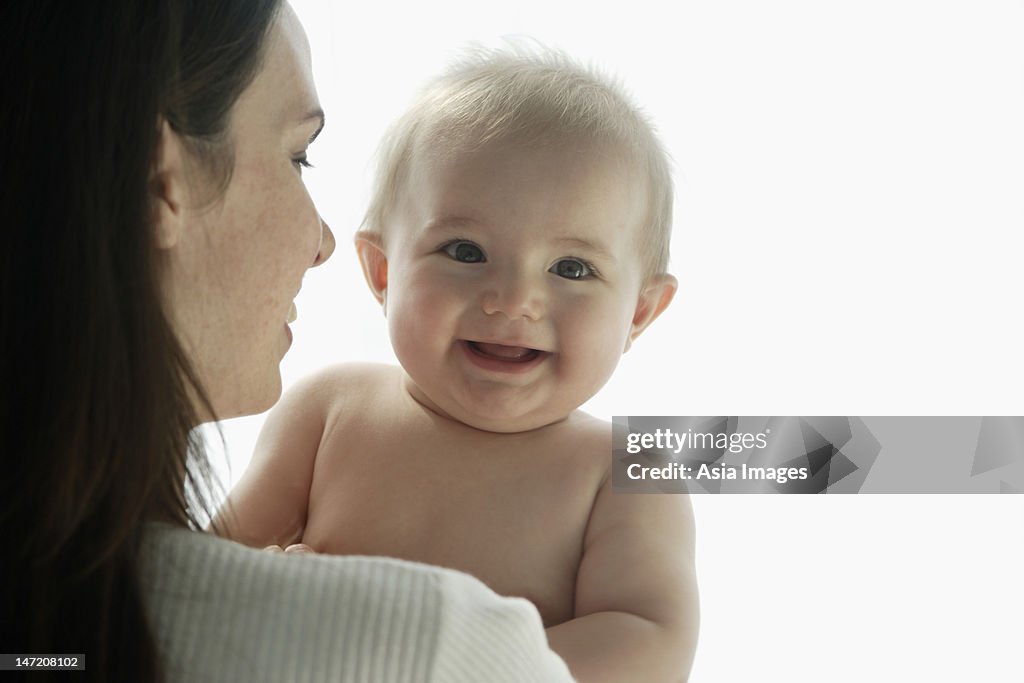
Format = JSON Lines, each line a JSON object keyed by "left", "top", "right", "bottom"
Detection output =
{"left": 546, "top": 475, "right": 699, "bottom": 682}
{"left": 211, "top": 374, "right": 331, "bottom": 548}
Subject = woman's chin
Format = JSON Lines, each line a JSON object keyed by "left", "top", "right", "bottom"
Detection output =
{"left": 208, "top": 375, "right": 282, "bottom": 421}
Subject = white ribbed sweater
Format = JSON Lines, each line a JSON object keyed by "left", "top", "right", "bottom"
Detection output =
{"left": 140, "top": 524, "right": 574, "bottom": 682}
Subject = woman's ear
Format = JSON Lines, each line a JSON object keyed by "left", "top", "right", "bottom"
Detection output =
{"left": 354, "top": 231, "right": 389, "bottom": 311}
{"left": 624, "top": 274, "right": 678, "bottom": 352}
{"left": 150, "top": 119, "right": 187, "bottom": 250}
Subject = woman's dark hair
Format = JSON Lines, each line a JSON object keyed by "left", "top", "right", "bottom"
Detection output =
{"left": 1, "top": 1, "right": 281, "bottom": 680}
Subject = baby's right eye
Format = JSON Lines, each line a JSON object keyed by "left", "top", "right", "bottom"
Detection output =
{"left": 441, "top": 240, "right": 486, "bottom": 263}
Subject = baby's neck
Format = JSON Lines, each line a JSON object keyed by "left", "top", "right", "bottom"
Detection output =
{"left": 399, "top": 371, "right": 578, "bottom": 436}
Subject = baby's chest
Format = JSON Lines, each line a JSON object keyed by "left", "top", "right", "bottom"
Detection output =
{"left": 303, "top": 432, "right": 603, "bottom": 625}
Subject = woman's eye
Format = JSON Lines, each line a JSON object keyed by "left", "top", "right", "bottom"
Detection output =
{"left": 442, "top": 241, "right": 486, "bottom": 263}
{"left": 550, "top": 258, "right": 593, "bottom": 280}
{"left": 292, "top": 154, "right": 313, "bottom": 172}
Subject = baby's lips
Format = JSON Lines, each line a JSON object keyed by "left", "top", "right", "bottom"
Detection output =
{"left": 473, "top": 341, "right": 536, "bottom": 360}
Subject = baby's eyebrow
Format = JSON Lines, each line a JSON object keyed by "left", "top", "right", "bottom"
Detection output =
{"left": 422, "top": 216, "right": 482, "bottom": 235}
{"left": 551, "top": 236, "right": 613, "bottom": 260}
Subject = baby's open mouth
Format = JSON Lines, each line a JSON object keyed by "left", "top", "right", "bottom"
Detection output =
{"left": 466, "top": 340, "right": 542, "bottom": 363}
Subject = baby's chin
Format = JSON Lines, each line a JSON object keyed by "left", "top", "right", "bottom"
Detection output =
{"left": 404, "top": 378, "right": 579, "bottom": 434}
{"left": 437, "top": 398, "right": 577, "bottom": 434}
{"left": 454, "top": 409, "right": 574, "bottom": 434}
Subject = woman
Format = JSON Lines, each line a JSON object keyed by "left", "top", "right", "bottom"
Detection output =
{"left": 1, "top": 2, "right": 573, "bottom": 681}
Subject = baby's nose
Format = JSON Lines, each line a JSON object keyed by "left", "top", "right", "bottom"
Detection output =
{"left": 481, "top": 271, "right": 544, "bottom": 321}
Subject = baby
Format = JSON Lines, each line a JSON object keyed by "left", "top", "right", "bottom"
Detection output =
{"left": 217, "top": 48, "right": 698, "bottom": 682}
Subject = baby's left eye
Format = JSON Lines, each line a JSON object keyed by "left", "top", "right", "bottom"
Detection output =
{"left": 549, "top": 259, "right": 593, "bottom": 280}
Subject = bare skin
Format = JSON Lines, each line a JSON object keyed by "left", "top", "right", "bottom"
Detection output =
{"left": 217, "top": 364, "right": 699, "bottom": 682}
{"left": 217, "top": 137, "right": 698, "bottom": 681}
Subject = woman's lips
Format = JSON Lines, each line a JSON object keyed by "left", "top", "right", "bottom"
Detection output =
{"left": 461, "top": 340, "right": 549, "bottom": 373}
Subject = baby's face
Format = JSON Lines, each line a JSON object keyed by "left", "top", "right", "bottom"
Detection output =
{"left": 380, "top": 138, "right": 654, "bottom": 432}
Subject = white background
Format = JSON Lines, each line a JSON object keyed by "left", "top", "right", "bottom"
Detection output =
{"left": 203, "top": 1, "right": 1024, "bottom": 680}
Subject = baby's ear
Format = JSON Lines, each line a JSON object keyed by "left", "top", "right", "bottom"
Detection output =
{"left": 625, "top": 274, "right": 677, "bottom": 352}
{"left": 354, "top": 231, "right": 389, "bottom": 310}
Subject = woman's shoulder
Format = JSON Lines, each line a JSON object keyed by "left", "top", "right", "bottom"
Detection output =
{"left": 139, "top": 523, "right": 573, "bottom": 682}
{"left": 140, "top": 520, "right": 454, "bottom": 600}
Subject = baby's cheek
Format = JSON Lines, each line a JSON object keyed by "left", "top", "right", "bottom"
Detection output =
{"left": 388, "top": 291, "right": 448, "bottom": 363}
{"left": 567, "top": 309, "right": 633, "bottom": 382}
{"left": 388, "top": 304, "right": 423, "bottom": 361}
{"left": 560, "top": 334, "right": 623, "bottom": 398}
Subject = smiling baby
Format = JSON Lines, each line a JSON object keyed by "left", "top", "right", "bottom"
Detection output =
{"left": 217, "top": 47, "right": 698, "bottom": 682}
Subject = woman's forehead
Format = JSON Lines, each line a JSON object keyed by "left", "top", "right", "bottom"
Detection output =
{"left": 234, "top": 6, "right": 320, "bottom": 131}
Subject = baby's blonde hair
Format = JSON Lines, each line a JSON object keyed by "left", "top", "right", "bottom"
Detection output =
{"left": 363, "top": 43, "right": 674, "bottom": 278}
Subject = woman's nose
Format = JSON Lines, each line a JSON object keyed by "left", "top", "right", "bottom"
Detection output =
{"left": 312, "top": 216, "right": 336, "bottom": 267}
{"left": 481, "top": 270, "right": 544, "bottom": 321}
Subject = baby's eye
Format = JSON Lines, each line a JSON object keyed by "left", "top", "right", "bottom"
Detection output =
{"left": 549, "top": 258, "right": 594, "bottom": 280}
{"left": 442, "top": 241, "right": 486, "bottom": 263}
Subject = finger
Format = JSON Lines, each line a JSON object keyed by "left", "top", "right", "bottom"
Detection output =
{"left": 263, "top": 545, "right": 284, "bottom": 553}
{"left": 284, "top": 543, "right": 314, "bottom": 554}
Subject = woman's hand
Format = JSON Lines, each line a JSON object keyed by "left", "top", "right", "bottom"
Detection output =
{"left": 262, "top": 543, "right": 315, "bottom": 555}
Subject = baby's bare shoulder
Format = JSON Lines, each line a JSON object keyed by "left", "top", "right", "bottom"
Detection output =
{"left": 290, "top": 362, "right": 400, "bottom": 412}
{"left": 555, "top": 411, "right": 614, "bottom": 462}
{"left": 516, "top": 411, "right": 614, "bottom": 493}
{"left": 300, "top": 361, "right": 400, "bottom": 391}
